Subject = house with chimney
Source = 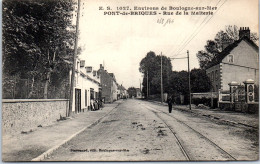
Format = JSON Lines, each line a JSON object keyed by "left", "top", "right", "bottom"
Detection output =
{"left": 206, "top": 27, "right": 259, "bottom": 91}
{"left": 98, "top": 64, "right": 120, "bottom": 103}
{"left": 71, "top": 59, "right": 101, "bottom": 113}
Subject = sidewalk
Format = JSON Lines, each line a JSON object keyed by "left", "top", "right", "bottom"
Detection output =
{"left": 150, "top": 100, "right": 258, "bottom": 129}
{"left": 2, "top": 101, "right": 121, "bottom": 162}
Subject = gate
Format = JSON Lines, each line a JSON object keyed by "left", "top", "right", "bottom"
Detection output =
{"left": 218, "top": 79, "right": 258, "bottom": 112}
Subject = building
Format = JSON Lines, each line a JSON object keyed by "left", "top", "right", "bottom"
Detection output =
{"left": 109, "top": 73, "right": 119, "bottom": 101}
{"left": 98, "top": 64, "right": 119, "bottom": 103}
{"left": 206, "top": 27, "right": 259, "bottom": 91}
{"left": 71, "top": 59, "right": 101, "bottom": 113}
{"left": 118, "top": 84, "right": 128, "bottom": 99}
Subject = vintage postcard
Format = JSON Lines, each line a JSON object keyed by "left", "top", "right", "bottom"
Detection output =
{"left": 2, "top": 0, "right": 259, "bottom": 162}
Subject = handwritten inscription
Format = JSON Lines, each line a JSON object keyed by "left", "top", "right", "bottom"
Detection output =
{"left": 157, "top": 18, "right": 174, "bottom": 26}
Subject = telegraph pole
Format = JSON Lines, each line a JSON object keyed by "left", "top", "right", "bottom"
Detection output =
{"left": 160, "top": 52, "right": 163, "bottom": 103}
{"left": 146, "top": 70, "right": 148, "bottom": 99}
{"left": 187, "top": 50, "right": 191, "bottom": 110}
{"left": 69, "top": 0, "right": 81, "bottom": 116}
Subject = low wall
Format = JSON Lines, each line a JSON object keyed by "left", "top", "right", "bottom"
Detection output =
{"left": 2, "top": 99, "right": 69, "bottom": 135}
{"left": 219, "top": 102, "right": 259, "bottom": 113}
{"left": 191, "top": 92, "right": 218, "bottom": 99}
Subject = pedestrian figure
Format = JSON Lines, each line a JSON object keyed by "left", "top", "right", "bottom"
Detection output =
{"left": 94, "top": 99, "right": 99, "bottom": 110}
{"left": 98, "top": 98, "right": 103, "bottom": 110}
{"left": 90, "top": 99, "right": 95, "bottom": 111}
{"left": 167, "top": 95, "right": 173, "bottom": 113}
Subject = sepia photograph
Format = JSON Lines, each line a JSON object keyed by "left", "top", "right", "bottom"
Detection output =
{"left": 1, "top": 0, "right": 259, "bottom": 162}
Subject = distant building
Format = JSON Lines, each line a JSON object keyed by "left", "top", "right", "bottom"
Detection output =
{"left": 108, "top": 73, "right": 119, "bottom": 101}
{"left": 118, "top": 84, "right": 128, "bottom": 99}
{"left": 206, "top": 27, "right": 259, "bottom": 91}
{"left": 98, "top": 64, "right": 119, "bottom": 103}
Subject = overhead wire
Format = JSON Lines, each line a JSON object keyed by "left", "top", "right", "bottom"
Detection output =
{"left": 166, "top": 0, "right": 204, "bottom": 56}
{"left": 165, "top": 0, "right": 205, "bottom": 57}
{"left": 173, "top": 0, "right": 227, "bottom": 57}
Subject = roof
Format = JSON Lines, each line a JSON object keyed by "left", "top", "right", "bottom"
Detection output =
{"left": 118, "top": 85, "right": 126, "bottom": 91}
{"left": 207, "top": 37, "right": 259, "bottom": 69}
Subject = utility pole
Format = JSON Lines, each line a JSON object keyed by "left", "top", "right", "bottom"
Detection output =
{"left": 187, "top": 50, "right": 191, "bottom": 110}
{"left": 147, "top": 70, "right": 148, "bottom": 99}
{"left": 160, "top": 52, "right": 163, "bottom": 103}
{"left": 68, "top": 0, "right": 81, "bottom": 117}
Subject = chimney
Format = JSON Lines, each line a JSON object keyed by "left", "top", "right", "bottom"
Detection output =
{"left": 100, "top": 64, "right": 104, "bottom": 70}
{"left": 80, "top": 60, "right": 85, "bottom": 67}
{"left": 239, "top": 27, "right": 250, "bottom": 39}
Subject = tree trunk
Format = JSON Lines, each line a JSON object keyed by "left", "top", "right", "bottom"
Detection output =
{"left": 44, "top": 72, "right": 51, "bottom": 99}
{"left": 44, "top": 50, "right": 56, "bottom": 99}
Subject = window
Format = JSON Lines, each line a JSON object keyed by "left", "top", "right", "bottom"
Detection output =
{"left": 215, "top": 70, "right": 218, "bottom": 80}
{"left": 228, "top": 55, "right": 234, "bottom": 63}
{"left": 86, "top": 67, "right": 92, "bottom": 73}
{"left": 90, "top": 89, "right": 94, "bottom": 99}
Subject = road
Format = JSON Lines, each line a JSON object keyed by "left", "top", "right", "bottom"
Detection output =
{"left": 44, "top": 99, "right": 258, "bottom": 161}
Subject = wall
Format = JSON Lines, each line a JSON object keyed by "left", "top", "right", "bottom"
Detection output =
{"left": 2, "top": 99, "right": 68, "bottom": 135}
{"left": 219, "top": 102, "right": 258, "bottom": 113}
{"left": 112, "top": 80, "right": 118, "bottom": 101}
{"left": 206, "top": 64, "right": 221, "bottom": 91}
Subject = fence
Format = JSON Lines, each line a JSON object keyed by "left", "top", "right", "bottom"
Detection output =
{"left": 219, "top": 85, "right": 258, "bottom": 103}
{"left": 218, "top": 84, "right": 259, "bottom": 113}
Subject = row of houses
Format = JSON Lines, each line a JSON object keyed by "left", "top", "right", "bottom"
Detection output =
{"left": 71, "top": 59, "right": 128, "bottom": 113}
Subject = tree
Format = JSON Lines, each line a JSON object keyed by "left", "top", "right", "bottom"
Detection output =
{"left": 190, "top": 68, "right": 211, "bottom": 93}
{"left": 139, "top": 51, "right": 172, "bottom": 97}
{"left": 196, "top": 25, "right": 258, "bottom": 70}
{"left": 2, "top": 0, "right": 76, "bottom": 98}
{"left": 127, "top": 87, "right": 137, "bottom": 98}
{"left": 169, "top": 71, "right": 189, "bottom": 95}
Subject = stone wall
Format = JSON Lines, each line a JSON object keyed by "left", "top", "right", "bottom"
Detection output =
{"left": 2, "top": 99, "right": 68, "bottom": 135}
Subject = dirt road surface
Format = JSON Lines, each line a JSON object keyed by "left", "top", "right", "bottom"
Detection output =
{"left": 44, "top": 99, "right": 258, "bottom": 161}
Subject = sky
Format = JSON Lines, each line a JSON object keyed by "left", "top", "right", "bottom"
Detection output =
{"left": 77, "top": 0, "right": 258, "bottom": 89}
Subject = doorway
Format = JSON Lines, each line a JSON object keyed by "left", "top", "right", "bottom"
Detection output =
{"left": 75, "top": 89, "right": 81, "bottom": 113}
